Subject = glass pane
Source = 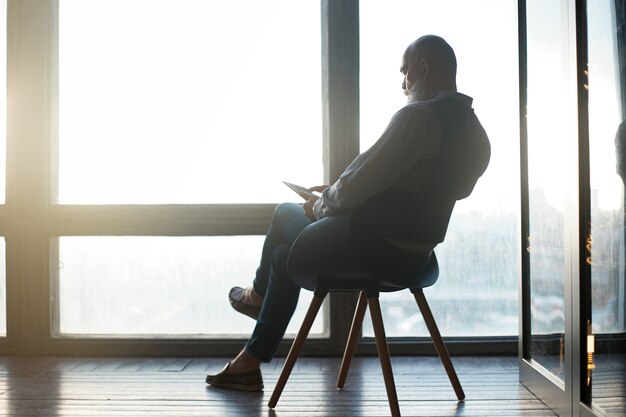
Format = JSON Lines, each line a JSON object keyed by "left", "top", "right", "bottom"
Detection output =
{"left": 0, "top": 238, "right": 5, "bottom": 337}
{"left": 360, "top": 0, "right": 519, "bottom": 337}
{"left": 0, "top": 0, "right": 6, "bottom": 203}
{"left": 526, "top": 0, "right": 576, "bottom": 381}
{"left": 54, "top": 236, "right": 325, "bottom": 337}
{"left": 588, "top": 0, "right": 626, "bottom": 414}
{"left": 58, "top": 0, "right": 322, "bottom": 204}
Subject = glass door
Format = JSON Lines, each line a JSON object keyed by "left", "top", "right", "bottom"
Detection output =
{"left": 520, "top": 0, "right": 578, "bottom": 415}
{"left": 521, "top": 1, "right": 626, "bottom": 416}
{"left": 582, "top": 0, "right": 626, "bottom": 415}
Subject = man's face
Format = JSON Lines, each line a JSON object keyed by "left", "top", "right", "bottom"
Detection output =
{"left": 401, "top": 53, "right": 426, "bottom": 103}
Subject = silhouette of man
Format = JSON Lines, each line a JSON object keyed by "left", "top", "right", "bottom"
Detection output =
{"left": 206, "top": 34, "right": 491, "bottom": 391}
{"left": 616, "top": 121, "right": 626, "bottom": 185}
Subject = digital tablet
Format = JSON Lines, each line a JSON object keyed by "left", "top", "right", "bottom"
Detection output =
{"left": 283, "top": 181, "right": 316, "bottom": 200}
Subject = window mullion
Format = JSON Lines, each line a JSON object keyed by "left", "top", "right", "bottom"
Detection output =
{"left": 321, "top": 0, "right": 360, "bottom": 354}
{"left": 6, "top": 0, "right": 57, "bottom": 354}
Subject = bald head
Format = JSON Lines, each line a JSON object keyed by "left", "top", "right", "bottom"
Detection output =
{"left": 401, "top": 35, "right": 457, "bottom": 102}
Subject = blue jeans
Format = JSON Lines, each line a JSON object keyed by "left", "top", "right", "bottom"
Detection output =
{"left": 243, "top": 202, "right": 431, "bottom": 362}
{"left": 244, "top": 203, "right": 313, "bottom": 362}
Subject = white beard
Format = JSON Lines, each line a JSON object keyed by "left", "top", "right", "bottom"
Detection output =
{"left": 404, "top": 82, "right": 425, "bottom": 103}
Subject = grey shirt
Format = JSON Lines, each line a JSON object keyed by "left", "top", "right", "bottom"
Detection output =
{"left": 314, "top": 91, "right": 473, "bottom": 220}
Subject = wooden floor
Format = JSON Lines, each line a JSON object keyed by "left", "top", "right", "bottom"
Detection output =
{"left": 0, "top": 355, "right": 555, "bottom": 417}
{"left": 593, "top": 353, "right": 626, "bottom": 416}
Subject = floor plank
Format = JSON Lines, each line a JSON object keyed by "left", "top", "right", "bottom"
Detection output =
{"left": 0, "top": 355, "right": 555, "bottom": 416}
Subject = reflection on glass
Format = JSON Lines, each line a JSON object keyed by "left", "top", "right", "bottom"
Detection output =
{"left": 526, "top": 0, "right": 576, "bottom": 381}
{"left": 0, "top": 238, "right": 5, "bottom": 336}
{"left": 58, "top": 0, "right": 322, "bottom": 204}
{"left": 587, "top": 0, "right": 626, "bottom": 415}
{"left": 360, "top": 0, "right": 519, "bottom": 338}
{"left": 55, "top": 236, "right": 324, "bottom": 337}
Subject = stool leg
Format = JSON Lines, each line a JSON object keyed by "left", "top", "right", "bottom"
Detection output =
{"left": 268, "top": 293, "right": 325, "bottom": 409}
{"left": 368, "top": 296, "right": 401, "bottom": 417}
{"left": 337, "top": 291, "right": 368, "bottom": 388}
{"left": 413, "top": 289, "right": 465, "bottom": 401}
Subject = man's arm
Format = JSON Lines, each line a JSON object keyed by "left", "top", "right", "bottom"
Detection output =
{"left": 313, "top": 104, "right": 442, "bottom": 219}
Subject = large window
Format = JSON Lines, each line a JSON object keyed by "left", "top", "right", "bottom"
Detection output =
{"left": 4, "top": 0, "right": 523, "bottom": 354}
{"left": 51, "top": 0, "right": 325, "bottom": 339}
{"left": 54, "top": 236, "right": 323, "bottom": 337}
{"left": 58, "top": 0, "right": 322, "bottom": 204}
{"left": 360, "top": 0, "right": 519, "bottom": 337}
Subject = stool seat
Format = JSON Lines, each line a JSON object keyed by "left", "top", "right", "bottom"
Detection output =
{"left": 290, "top": 252, "right": 439, "bottom": 295}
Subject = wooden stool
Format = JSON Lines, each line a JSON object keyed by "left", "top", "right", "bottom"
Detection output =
{"left": 268, "top": 253, "right": 464, "bottom": 417}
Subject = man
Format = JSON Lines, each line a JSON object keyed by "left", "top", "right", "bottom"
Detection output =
{"left": 206, "top": 35, "right": 490, "bottom": 391}
{"left": 616, "top": 121, "right": 626, "bottom": 186}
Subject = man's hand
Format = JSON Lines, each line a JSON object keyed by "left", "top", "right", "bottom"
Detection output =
{"left": 307, "top": 185, "right": 329, "bottom": 193}
{"left": 303, "top": 194, "right": 320, "bottom": 221}
{"left": 301, "top": 185, "right": 327, "bottom": 221}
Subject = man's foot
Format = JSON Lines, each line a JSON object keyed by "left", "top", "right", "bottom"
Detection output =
{"left": 205, "top": 362, "right": 264, "bottom": 392}
{"left": 229, "top": 286, "right": 263, "bottom": 320}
